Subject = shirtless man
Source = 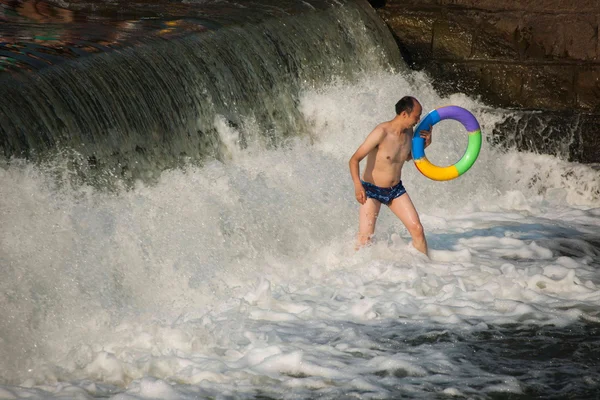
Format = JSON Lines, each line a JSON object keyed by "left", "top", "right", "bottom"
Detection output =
{"left": 348, "top": 96, "right": 432, "bottom": 255}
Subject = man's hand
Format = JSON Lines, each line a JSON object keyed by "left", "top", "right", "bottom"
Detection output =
{"left": 420, "top": 125, "right": 433, "bottom": 148}
{"left": 354, "top": 183, "right": 366, "bottom": 205}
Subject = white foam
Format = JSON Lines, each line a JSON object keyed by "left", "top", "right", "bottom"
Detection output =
{"left": 1, "top": 69, "right": 599, "bottom": 399}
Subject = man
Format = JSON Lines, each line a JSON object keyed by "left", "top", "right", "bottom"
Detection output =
{"left": 348, "top": 96, "right": 432, "bottom": 255}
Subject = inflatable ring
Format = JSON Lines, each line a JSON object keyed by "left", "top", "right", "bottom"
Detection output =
{"left": 412, "top": 106, "right": 482, "bottom": 181}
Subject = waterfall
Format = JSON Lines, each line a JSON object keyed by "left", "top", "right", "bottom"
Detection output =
{"left": 0, "top": 0, "right": 402, "bottom": 185}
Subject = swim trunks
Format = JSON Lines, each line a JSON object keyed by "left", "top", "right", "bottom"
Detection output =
{"left": 361, "top": 180, "right": 407, "bottom": 205}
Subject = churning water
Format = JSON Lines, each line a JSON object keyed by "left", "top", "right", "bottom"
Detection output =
{"left": 1, "top": 2, "right": 600, "bottom": 400}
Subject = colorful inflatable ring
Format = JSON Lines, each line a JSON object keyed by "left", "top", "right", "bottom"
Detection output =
{"left": 412, "top": 106, "right": 482, "bottom": 181}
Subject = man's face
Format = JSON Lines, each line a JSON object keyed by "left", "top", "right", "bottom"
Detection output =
{"left": 406, "top": 102, "right": 422, "bottom": 128}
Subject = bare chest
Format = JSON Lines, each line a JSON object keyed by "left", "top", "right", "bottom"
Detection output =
{"left": 375, "top": 133, "right": 411, "bottom": 163}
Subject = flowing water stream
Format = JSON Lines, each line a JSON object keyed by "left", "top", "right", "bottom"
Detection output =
{"left": 1, "top": 1, "right": 599, "bottom": 399}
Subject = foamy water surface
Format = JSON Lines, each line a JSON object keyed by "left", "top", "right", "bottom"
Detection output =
{"left": 1, "top": 71, "right": 599, "bottom": 399}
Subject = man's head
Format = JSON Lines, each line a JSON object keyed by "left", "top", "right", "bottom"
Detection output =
{"left": 395, "top": 96, "right": 422, "bottom": 128}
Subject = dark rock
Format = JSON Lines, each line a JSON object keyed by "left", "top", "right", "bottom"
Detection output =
{"left": 520, "top": 65, "right": 577, "bottom": 110}
{"left": 518, "top": 14, "right": 597, "bottom": 60}
{"left": 479, "top": 64, "right": 525, "bottom": 107}
{"left": 377, "top": 0, "right": 600, "bottom": 162}
{"left": 378, "top": 10, "right": 438, "bottom": 68}
{"left": 367, "top": 0, "right": 387, "bottom": 8}
{"left": 576, "top": 68, "right": 600, "bottom": 111}
{"left": 577, "top": 114, "right": 600, "bottom": 163}
{"left": 432, "top": 18, "right": 473, "bottom": 59}
{"left": 427, "top": 61, "right": 483, "bottom": 97}
{"left": 439, "top": 0, "right": 600, "bottom": 13}
{"left": 471, "top": 12, "right": 521, "bottom": 60}
{"left": 562, "top": 15, "right": 598, "bottom": 60}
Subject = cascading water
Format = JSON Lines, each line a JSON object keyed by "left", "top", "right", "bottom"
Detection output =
{"left": 0, "top": 0, "right": 401, "bottom": 185}
{"left": 1, "top": 1, "right": 600, "bottom": 399}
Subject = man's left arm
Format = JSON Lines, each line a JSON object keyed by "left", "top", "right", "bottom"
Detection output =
{"left": 421, "top": 125, "right": 433, "bottom": 148}
{"left": 406, "top": 126, "right": 432, "bottom": 162}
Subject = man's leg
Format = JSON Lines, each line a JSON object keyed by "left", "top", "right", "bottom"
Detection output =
{"left": 357, "top": 198, "right": 382, "bottom": 248}
{"left": 388, "top": 194, "right": 428, "bottom": 255}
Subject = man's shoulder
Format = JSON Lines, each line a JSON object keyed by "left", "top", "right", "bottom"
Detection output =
{"left": 371, "top": 122, "right": 390, "bottom": 137}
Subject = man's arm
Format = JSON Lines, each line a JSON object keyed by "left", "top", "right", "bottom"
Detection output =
{"left": 422, "top": 125, "right": 433, "bottom": 148}
{"left": 406, "top": 125, "right": 433, "bottom": 162}
{"left": 349, "top": 127, "right": 385, "bottom": 204}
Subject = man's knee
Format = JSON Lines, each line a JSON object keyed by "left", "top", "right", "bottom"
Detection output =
{"left": 407, "top": 222, "right": 424, "bottom": 237}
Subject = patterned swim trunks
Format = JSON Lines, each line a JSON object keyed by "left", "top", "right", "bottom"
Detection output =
{"left": 361, "top": 180, "right": 407, "bottom": 205}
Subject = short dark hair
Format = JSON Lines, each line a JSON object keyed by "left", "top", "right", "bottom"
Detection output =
{"left": 395, "top": 96, "right": 416, "bottom": 115}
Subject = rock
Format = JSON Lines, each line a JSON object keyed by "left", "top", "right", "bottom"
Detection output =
{"left": 577, "top": 69, "right": 600, "bottom": 111}
{"left": 376, "top": 0, "right": 600, "bottom": 163}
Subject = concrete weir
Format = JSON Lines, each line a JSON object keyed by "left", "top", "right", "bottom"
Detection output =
{"left": 1, "top": 0, "right": 599, "bottom": 168}
{"left": 0, "top": 0, "right": 400, "bottom": 184}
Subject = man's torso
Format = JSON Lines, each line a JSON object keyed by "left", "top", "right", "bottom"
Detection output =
{"left": 362, "top": 123, "right": 412, "bottom": 187}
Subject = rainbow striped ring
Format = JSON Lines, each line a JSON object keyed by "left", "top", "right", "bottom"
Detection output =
{"left": 411, "top": 106, "right": 482, "bottom": 181}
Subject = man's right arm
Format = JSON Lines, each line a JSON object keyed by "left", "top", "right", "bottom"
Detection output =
{"left": 349, "top": 127, "right": 385, "bottom": 204}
